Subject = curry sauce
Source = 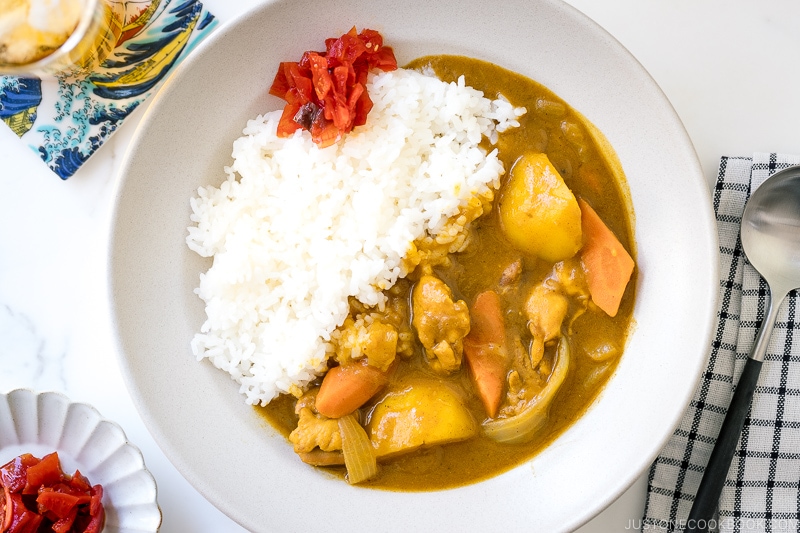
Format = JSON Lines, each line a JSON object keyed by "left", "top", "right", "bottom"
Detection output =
{"left": 257, "top": 55, "right": 636, "bottom": 491}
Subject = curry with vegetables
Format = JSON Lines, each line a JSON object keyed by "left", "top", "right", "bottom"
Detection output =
{"left": 258, "top": 55, "right": 636, "bottom": 490}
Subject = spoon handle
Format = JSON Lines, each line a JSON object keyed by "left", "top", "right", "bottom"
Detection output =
{"left": 685, "top": 289, "right": 787, "bottom": 532}
{"left": 685, "top": 356, "right": 762, "bottom": 532}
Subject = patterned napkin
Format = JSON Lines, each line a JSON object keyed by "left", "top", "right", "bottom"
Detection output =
{"left": 643, "top": 152, "right": 800, "bottom": 532}
{"left": 0, "top": 0, "right": 217, "bottom": 179}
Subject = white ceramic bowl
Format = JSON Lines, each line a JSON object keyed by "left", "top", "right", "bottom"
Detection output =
{"left": 0, "top": 389, "right": 162, "bottom": 533}
{"left": 108, "top": 0, "right": 719, "bottom": 531}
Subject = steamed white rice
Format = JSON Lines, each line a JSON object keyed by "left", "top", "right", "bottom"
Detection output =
{"left": 186, "top": 67, "right": 525, "bottom": 405}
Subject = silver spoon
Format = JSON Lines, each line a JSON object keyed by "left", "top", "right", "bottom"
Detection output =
{"left": 686, "top": 165, "right": 800, "bottom": 532}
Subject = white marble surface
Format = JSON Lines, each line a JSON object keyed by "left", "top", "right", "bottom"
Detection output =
{"left": 2, "top": 1, "right": 799, "bottom": 531}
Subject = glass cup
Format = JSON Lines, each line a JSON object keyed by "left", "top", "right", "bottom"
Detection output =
{"left": 0, "top": 0, "right": 124, "bottom": 77}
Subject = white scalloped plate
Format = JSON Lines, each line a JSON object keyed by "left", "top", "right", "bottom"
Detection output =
{"left": 0, "top": 389, "right": 162, "bottom": 533}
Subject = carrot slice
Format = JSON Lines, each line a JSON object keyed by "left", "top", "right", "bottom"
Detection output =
{"left": 467, "top": 290, "right": 506, "bottom": 347}
{"left": 463, "top": 291, "right": 509, "bottom": 418}
{"left": 315, "top": 359, "right": 392, "bottom": 418}
{"left": 464, "top": 342, "right": 507, "bottom": 418}
{"left": 578, "top": 198, "right": 635, "bottom": 317}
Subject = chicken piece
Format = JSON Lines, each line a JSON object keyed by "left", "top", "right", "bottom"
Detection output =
{"left": 288, "top": 390, "right": 342, "bottom": 454}
{"left": 549, "top": 258, "right": 593, "bottom": 333}
{"left": 525, "top": 283, "right": 569, "bottom": 367}
{"left": 551, "top": 258, "right": 590, "bottom": 299}
{"left": 504, "top": 333, "right": 548, "bottom": 409}
{"left": 411, "top": 275, "right": 471, "bottom": 373}
{"left": 383, "top": 280, "right": 415, "bottom": 358}
{"left": 363, "top": 321, "right": 398, "bottom": 371}
{"left": 296, "top": 449, "right": 344, "bottom": 466}
{"left": 333, "top": 316, "right": 398, "bottom": 371}
{"left": 499, "top": 259, "right": 523, "bottom": 287}
{"left": 526, "top": 284, "right": 569, "bottom": 343}
{"left": 508, "top": 334, "right": 539, "bottom": 384}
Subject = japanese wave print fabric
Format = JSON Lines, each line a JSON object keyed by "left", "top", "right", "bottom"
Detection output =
{"left": 0, "top": 0, "right": 217, "bottom": 179}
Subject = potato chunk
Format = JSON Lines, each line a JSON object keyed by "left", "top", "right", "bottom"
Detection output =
{"left": 498, "top": 153, "right": 582, "bottom": 262}
{"left": 367, "top": 380, "right": 477, "bottom": 458}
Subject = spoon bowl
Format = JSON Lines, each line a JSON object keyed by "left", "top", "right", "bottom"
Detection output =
{"left": 688, "top": 165, "right": 800, "bottom": 532}
{"left": 742, "top": 168, "right": 800, "bottom": 294}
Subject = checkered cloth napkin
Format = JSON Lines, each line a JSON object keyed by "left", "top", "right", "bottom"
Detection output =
{"left": 642, "top": 153, "right": 800, "bottom": 532}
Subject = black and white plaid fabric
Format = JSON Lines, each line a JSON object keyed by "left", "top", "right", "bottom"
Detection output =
{"left": 642, "top": 153, "right": 800, "bottom": 532}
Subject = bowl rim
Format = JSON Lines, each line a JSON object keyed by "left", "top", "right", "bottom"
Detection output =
{"left": 106, "top": 0, "right": 719, "bottom": 531}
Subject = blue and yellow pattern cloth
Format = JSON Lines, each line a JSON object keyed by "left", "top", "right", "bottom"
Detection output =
{"left": 0, "top": 0, "right": 217, "bottom": 179}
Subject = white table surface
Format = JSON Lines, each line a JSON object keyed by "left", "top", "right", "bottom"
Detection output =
{"left": 2, "top": 1, "right": 799, "bottom": 531}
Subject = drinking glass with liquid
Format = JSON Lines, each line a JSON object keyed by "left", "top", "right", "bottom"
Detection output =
{"left": 0, "top": 0, "right": 124, "bottom": 77}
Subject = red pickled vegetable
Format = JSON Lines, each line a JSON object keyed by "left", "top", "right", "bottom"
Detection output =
{"left": 3, "top": 485, "right": 12, "bottom": 532}
{"left": 0, "top": 454, "right": 38, "bottom": 494}
{"left": 0, "top": 452, "right": 105, "bottom": 533}
{"left": 51, "top": 505, "right": 78, "bottom": 533}
{"left": 269, "top": 27, "right": 398, "bottom": 147}
{"left": 25, "top": 452, "right": 62, "bottom": 492}
{"left": 3, "top": 492, "right": 42, "bottom": 533}
{"left": 38, "top": 491, "right": 90, "bottom": 519}
{"left": 83, "top": 486, "right": 104, "bottom": 533}
{"left": 67, "top": 472, "right": 91, "bottom": 494}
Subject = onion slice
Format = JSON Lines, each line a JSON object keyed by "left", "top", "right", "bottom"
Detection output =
{"left": 483, "top": 337, "right": 571, "bottom": 444}
{"left": 338, "top": 414, "right": 378, "bottom": 484}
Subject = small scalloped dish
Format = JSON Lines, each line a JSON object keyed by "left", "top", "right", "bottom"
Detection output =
{"left": 0, "top": 389, "right": 162, "bottom": 533}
